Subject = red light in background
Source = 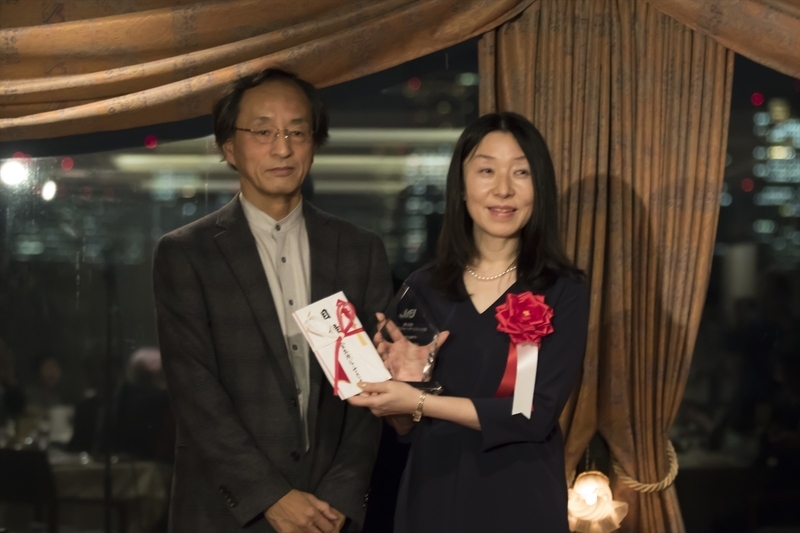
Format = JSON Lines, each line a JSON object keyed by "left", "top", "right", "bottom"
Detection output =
{"left": 741, "top": 178, "right": 754, "bottom": 192}
{"left": 145, "top": 135, "right": 158, "bottom": 149}
{"left": 61, "top": 157, "right": 74, "bottom": 171}
{"left": 407, "top": 77, "right": 422, "bottom": 91}
{"left": 12, "top": 151, "right": 25, "bottom": 159}
{"left": 751, "top": 92, "right": 764, "bottom": 106}
{"left": 80, "top": 186, "right": 93, "bottom": 200}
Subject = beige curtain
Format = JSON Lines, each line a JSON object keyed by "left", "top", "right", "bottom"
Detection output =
{"left": 648, "top": 0, "right": 800, "bottom": 78}
{"left": 0, "top": 0, "right": 533, "bottom": 142}
{"left": 479, "top": 1, "right": 734, "bottom": 531}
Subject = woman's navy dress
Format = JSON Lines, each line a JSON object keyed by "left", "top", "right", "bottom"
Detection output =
{"left": 394, "top": 267, "right": 589, "bottom": 533}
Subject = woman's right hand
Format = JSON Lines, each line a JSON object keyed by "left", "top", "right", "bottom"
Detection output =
{"left": 373, "top": 312, "right": 449, "bottom": 381}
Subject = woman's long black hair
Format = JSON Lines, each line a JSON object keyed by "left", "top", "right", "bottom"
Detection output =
{"left": 432, "top": 112, "right": 584, "bottom": 298}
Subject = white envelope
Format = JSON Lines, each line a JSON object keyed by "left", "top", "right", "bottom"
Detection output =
{"left": 293, "top": 291, "right": 391, "bottom": 399}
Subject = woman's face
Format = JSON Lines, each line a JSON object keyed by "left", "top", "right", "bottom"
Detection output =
{"left": 462, "top": 131, "right": 535, "bottom": 242}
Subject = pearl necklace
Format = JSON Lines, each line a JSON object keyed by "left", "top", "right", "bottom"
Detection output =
{"left": 465, "top": 264, "right": 517, "bottom": 281}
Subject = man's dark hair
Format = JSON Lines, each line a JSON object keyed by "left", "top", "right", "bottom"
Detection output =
{"left": 432, "top": 112, "right": 584, "bottom": 298}
{"left": 212, "top": 67, "right": 330, "bottom": 154}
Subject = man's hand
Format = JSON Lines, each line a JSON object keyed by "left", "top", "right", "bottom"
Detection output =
{"left": 265, "top": 490, "right": 343, "bottom": 533}
{"left": 330, "top": 507, "right": 346, "bottom": 531}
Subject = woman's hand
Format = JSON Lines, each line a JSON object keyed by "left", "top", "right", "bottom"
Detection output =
{"left": 347, "top": 381, "right": 421, "bottom": 417}
{"left": 373, "top": 312, "right": 449, "bottom": 381}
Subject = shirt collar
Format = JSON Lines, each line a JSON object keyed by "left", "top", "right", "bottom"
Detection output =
{"left": 240, "top": 192, "right": 304, "bottom": 235}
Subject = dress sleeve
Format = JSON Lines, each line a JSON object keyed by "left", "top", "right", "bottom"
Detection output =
{"left": 470, "top": 279, "right": 590, "bottom": 451}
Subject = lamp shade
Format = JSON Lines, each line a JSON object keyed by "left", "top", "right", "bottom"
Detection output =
{"left": 568, "top": 471, "right": 628, "bottom": 533}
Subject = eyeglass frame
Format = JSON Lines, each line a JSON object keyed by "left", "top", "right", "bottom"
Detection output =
{"left": 233, "top": 126, "right": 315, "bottom": 145}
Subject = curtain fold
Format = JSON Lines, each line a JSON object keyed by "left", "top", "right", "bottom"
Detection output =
{"left": 479, "top": 1, "right": 734, "bottom": 531}
{"left": 0, "top": 0, "right": 533, "bottom": 142}
{"left": 647, "top": 0, "right": 800, "bottom": 79}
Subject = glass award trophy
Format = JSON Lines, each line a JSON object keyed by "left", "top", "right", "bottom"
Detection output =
{"left": 382, "top": 283, "right": 443, "bottom": 394}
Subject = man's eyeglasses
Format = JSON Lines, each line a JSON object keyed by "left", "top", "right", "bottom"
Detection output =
{"left": 234, "top": 127, "right": 313, "bottom": 145}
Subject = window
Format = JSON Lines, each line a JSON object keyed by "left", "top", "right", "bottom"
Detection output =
{"left": 0, "top": 40, "right": 477, "bottom": 531}
{"left": 673, "top": 56, "right": 800, "bottom": 532}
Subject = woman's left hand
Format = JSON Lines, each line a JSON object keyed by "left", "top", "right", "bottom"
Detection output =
{"left": 346, "top": 380, "right": 421, "bottom": 417}
{"left": 373, "top": 312, "right": 450, "bottom": 382}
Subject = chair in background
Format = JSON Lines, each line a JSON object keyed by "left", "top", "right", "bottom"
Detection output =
{"left": 0, "top": 448, "right": 58, "bottom": 533}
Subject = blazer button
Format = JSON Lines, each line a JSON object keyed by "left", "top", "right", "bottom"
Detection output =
{"left": 290, "top": 451, "right": 301, "bottom": 461}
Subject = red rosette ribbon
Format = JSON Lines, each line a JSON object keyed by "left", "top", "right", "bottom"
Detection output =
{"left": 494, "top": 292, "right": 554, "bottom": 414}
{"left": 333, "top": 299, "right": 364, "bottom": 396}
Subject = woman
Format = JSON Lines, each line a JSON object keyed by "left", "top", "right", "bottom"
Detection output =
{"left": 349, "top": 112, "right": 589, "bottom": 532}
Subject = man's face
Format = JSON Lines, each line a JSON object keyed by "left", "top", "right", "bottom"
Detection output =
{"left": 222, "top": 80, "right": 315, "bottom": 205}
{"left": 40, "top": 358, "right": 61, "bottom": 388}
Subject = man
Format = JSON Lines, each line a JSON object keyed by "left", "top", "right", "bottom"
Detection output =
{"left": 153, "top": 68, "right": 392, "bottom": 532}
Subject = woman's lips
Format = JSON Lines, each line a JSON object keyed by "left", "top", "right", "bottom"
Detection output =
{"left": 488, "top": 206, "right": 516, "bottom": 219}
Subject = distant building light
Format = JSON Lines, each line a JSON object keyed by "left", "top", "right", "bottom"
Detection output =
{"left": 0, "top": 160, "right": 29, "bottom": 186}
{"left": 457, "top": 73, "right": 479, "bottom": 86}
{"left": 741, "top": 178, "right": 755, "bottom": 192}
{"left": 753, "top": 112, "right": 771, "bottom": 126}
{"left": 768, "top": 146, "right": 796, "bottom": 160}
{"left": 720, "top": 192, "right": 732, "bottom": 206}
{"left": 768, "top": 98, "right": 790, "bottom": 121}
{"left": 779, "top": 203, "right": 800, "bottom": 217}
{"left": 766, "top": 120, "right": 800, "bottom": 147}
{"left": 754, "top": 125, "right": 767, "bottom": 136}
{"left": 41, "top": 180, "right": 57, "bottom": 201}
{"left": 751, "top": 92, "right": 765, "bottom": 106}
{"left": 16, "top": 240, "right": 45, "bottom": 255}
{"left": 755, "top": 186, "right": 795, "bottom": 206}
{"left": 769, "top": 129, "right": 788, "bottom": 143}
{"left": 182, "top": 203, "right": 197, "bottom": 217}
{"left": 753, "top": 163, "right": 769, "bottom": 178}
{"left": 763, "top": 159, "right": 800, "bottom": 183}
{"left": 753, "top": 219, "right": 776, "bottom": 234}
{"left": 773, "top": 237, "right": 787, "bottom": 251}
{"left": 407, "top": 77, "right": 422, "bottom": 91}
{"left": 753, "top": 147, "right": 767, "bottom": 160}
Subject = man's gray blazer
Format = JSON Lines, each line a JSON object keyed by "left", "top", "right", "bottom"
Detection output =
{"left": 153, "top": 195, "right": 392, "bottom": 532}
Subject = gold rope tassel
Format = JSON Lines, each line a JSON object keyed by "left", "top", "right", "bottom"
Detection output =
{"left": 611, "top": 441, "right": 679, "bottom": 493}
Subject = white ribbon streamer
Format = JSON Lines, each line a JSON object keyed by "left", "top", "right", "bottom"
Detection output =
{"left": 512, "top": 342, "right": 539, "bottom": 418}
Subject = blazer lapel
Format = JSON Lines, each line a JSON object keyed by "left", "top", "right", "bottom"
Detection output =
{"left": 213, "top": 196, "right": 297, "bottom": 400}
{"left": 303, "top": 200, "right": 339, "bottom": 444}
